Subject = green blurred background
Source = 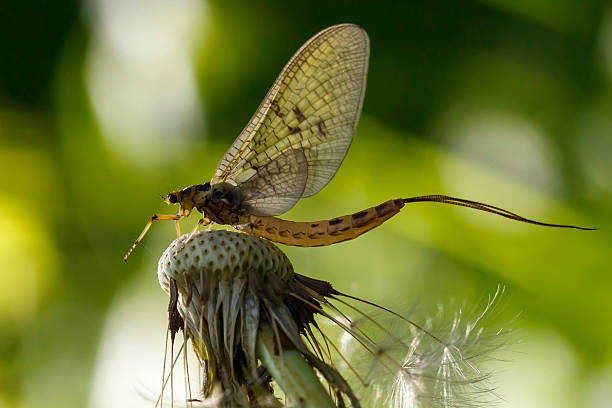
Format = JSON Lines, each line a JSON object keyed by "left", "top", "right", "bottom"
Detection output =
{"left": 1, "top": 0, "right": 611, "bottom": 407}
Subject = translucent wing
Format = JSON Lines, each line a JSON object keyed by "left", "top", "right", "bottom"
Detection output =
{"left": 212, "top": 24, "right": 369, "bottom": 211}
{"left": 239, "top": 149, "right": 308, "bottom": 216}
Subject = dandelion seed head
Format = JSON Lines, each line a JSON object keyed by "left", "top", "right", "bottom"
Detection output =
{"left": 156, "top": 230, "right": 361, "bottom": 406}
{"left": 158, "top": 229, "right": 294, "bottom": 293}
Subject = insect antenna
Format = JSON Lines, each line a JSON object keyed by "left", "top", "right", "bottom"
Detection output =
{"left": 402, "top": 194, "right": 596, "bottom": 230}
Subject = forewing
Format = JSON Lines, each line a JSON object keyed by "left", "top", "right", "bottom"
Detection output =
{"left": 213, "top": 24, "right": 369, "bottom": 200}
{"left": 239, "top": 149, "right": 308, "bottom": 216}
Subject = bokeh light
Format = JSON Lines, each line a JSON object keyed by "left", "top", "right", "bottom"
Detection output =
{"left": 84, "top": 0, "right": 208, "bottom": 166}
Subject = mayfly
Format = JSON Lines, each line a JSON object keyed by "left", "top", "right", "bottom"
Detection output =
{"left": 124, "top": 24, "right": 592, "bottom": 262}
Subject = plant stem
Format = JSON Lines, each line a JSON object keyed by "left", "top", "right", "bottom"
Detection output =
{"left": 257, "top": 326, "right": 336, "bottom": 408}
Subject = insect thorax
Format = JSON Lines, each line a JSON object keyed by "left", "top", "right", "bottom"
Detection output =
{"left": 197, "top": 182, "right": 247, "bottom": 226}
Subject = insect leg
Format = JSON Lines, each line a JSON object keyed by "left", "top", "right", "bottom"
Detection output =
{"left": 174, "top": 220, "right": 181, "bottom": 237}
{"left": 172, "top": 218, "right": 211, "bottom": 259}
{"left": 123, "top": 213, "right": 183, "bottom": 262}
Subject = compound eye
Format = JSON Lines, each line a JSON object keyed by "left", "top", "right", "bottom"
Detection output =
{"left": 167, "top": 194, "right": 178, "bottom": 204}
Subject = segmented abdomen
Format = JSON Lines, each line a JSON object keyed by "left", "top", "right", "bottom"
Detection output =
{"left": 248, "top": 198, "right": 405, "bottom": 247}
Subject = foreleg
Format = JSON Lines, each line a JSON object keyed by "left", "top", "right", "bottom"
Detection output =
{"left": 123, "top": 213, "right": 183, "bottom": 262}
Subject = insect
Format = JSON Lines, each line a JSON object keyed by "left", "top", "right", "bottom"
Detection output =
{"left": 124, "top": 24, "right": 592, "bottom": 262}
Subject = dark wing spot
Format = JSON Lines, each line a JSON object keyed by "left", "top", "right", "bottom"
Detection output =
{"left": 271, "top": 99, "right": 284, "bottom": 118}
{"left": 317, "top": 121, "right": 327, "bottom": 137}
{"left": 292, "top": 106, "right": 306, "bottom": 123}
{"left": 329, "top": 218, "right": 343, "bottom": 226}
{"left": 311, "top": 223, "right": 319, "bottom": 228}
{"left": 288, "top": 125, "right": 301, "bottom": 135}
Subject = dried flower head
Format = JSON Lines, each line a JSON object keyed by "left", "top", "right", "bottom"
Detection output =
{"left": 156, "top": 230, "right": 510, "bottom": 407}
